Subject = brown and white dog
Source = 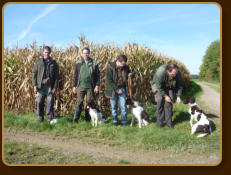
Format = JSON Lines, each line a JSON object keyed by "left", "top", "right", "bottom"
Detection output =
{"left": 50, "top": 110, "right": 59, "bottom": 125}
{"left": 184, "top": 97, "right": 212, "bottom": 138}
{"left": 129, "top": 101, "right": 151, "bottom": 128}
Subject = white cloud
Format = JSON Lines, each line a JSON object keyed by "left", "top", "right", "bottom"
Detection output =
{"left": 17, "top": 4, "right": 58, "bottom": 41}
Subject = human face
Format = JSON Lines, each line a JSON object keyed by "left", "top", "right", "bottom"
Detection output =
{"left": 116, "top": 60, "right": 126, "bottom": 68}
{"left": 82, "top": 49, "right": 90, "bottom": 61}
{"left": 167, "top": 68, "right": 178, "bottom": 79}
{"left": 43, "top": 49, "right": 50, "bottom": 60}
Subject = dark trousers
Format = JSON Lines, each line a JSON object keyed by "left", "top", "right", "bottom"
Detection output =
{"left": 73, "top": 87, "right": 94, "bottom": 122}
{"left": 36, "top": 92, "right": 54, "bottom": 122}
{"left": 154, "top": 89, "right": 174, "bottom": 127}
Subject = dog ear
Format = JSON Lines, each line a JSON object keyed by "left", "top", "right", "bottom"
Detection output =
{"left": 190, "top": 97, "right": 195, "bottom": 103}
{"left": 191, "top": 106, "right": 196, "bottom": 115}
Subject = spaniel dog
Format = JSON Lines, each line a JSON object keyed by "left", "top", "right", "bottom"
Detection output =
{"left": 129, "top": 101, "right": 150, "bottom": 128}
{"left": 50, "top": 110, "right": 59, "bottom": 125}
{"left": 86, "top": 101, "right": 106, "bottom": 127}
{"left": 184, "top": 97, "right": 212, "bottom": 138}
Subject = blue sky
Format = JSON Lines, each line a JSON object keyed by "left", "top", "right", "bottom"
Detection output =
{"left": 4, "top": 3, "right": 220, "bottom": 74}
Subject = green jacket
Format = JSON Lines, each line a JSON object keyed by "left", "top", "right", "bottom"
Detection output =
{"left": 72, "top": 58, "right": 100, "bottom": 89}
{"left": 32, "top": 57, "right": 59, "bottom": 89}
{"left": 105, "top": 61, "right": 131, "bottom": 98}
{"left": 151, "top": 64, "right": 183, "bottom": 97}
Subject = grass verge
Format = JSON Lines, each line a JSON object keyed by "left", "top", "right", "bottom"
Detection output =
{"left": 4, "top": 81, "right": 220, "bottom": 157}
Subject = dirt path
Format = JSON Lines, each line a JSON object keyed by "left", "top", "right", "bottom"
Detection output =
{"left": 4, "top": 129, "right": 220, "bottom": 165}
{"left": 196, "top": 82, "right": 220, "bottom": 117}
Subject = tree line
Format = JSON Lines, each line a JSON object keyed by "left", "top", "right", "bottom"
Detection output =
{"left": 199, "top": 40, "right": 220, "bottom": 82}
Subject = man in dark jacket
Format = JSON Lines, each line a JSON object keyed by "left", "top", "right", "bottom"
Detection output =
{"left": 32, "top": 46, "right": 59, "bottom": 122}
{"left": 151, "top": 64, "right": 183, "bottom": 128}
{"left": 72, "top": 47, "right": 100, "bottom": 122}
{"left": 105, "top": 55, "right": 132, "bottom": 125}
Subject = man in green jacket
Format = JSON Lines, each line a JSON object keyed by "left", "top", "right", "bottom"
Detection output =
{"left": 32, "top": 46, "right": 59, "bottom": 122}
{"left": 151, "top": 64, "right": 183, "bottom": 128}
{"left": 105, "top": 55, "right": 132, "bottom": 125}
{"left": 72, "top": 47, "right": 100, "bottom": 122}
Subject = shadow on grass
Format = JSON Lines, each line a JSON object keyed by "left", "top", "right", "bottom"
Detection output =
{"left": 173, "top": 111, "right": 190, "bottom": 125}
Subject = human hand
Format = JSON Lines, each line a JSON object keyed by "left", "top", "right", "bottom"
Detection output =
{"left": 34, "top": 86, "right": 37, "bottom": 93}
{"left": 52, "top": 88, "right": 56, "bottom": 94}
{"left": 177, "top": 97, "right": 181, "bottom": 104}
{"left": 165, "top": 95, "right": 172, "bottom": 104}
{"left": 73, "top": 87, "right": 77, "bottom": 94}
{"left": 117, "top": 89, "right": 123, "bottom": 94}
{"left": 94, "top": 86, "right": 99, "bottom": 93}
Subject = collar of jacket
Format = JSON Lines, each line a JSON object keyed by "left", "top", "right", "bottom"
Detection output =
{"left": 81, "top": 58, "right": 93, "bottom": 65}
{"left": 110, "top": 61, "right": 117, "bottom": 69}
{"left": 42, "top": 57, "right": 54, "bottom": 63}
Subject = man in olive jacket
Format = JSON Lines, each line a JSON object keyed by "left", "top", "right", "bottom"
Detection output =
{"left": 72, "top": 47, "right": 100, "bottom": 122}
{"left": 32, "top": 46, "right": 59, "bottom": 122}
{"left": 105, "top": 54, "right": 132, "bottom": 125}
{"left": 151, "top": 63, "right": 183, "bottom": 128}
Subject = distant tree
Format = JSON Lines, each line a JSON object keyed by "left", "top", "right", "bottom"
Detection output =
{"left": 199, "top": 40, "right": 220, "bottom": 82}
{"left": 191, "top": 74, "right": 199, "bottom": 79}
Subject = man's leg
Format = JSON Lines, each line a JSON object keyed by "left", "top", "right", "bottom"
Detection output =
{"left": 85, "top": 88, "right": 94, "bottom": 121}
{"left": 155, "top": 92, "right": 165, "bottom": 127}
{"left": 110, "top": 94, "right": 118, "bottom": 125}
{"left": 46, "top": 92, "right": 55, "bottom": 122}
{"left": 165, "top": 89, "right": 174, "bottom": 128}
{"left": 73, "top": 87, "right": 86, "bottom": 122}
{"left": 36, "top": 93, "right": 46, "bottom": 122}
{"left": 118, "top": 88, "right": 127, "bottom": 125}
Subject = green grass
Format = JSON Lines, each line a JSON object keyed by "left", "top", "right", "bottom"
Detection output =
{"left": 4, "top": 81, "right": 220, "bottom": 157}
{"left": 117, "top": 160, "right": 132, "bottom": 164}
{"left": 4, "top": 141, "right": 97, "bottom": 164}
{"left": 4, "top": 109, "right": 220, "bottom": 155}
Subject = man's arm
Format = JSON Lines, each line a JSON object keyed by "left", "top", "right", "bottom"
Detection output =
{"left": 105, "top": 66, "right": 118, "bottom": 92}
{"left": 32, "top": 60, "right": 38, "bottom": 93}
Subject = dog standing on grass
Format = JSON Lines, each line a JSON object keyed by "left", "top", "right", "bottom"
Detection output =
{"left": 86, "top": 101, "right": 106, "bottom": 127}
{"left": 184, "top": 97, "right": 212, "bottom": 138}
{"left": 126, "top": 76, "right": 150, "bottom": 128}
{"left": 127, "top": 100, "right": 150, "bottom": 128}
{"left": 49, "top": 110, "right": 59, "bottom": 125}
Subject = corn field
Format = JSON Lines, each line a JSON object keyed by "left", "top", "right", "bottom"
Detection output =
{"left": 4, "top": 36, "right": 190, "bottom": 115}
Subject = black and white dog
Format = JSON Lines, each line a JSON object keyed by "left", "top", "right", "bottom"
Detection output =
{"left": 50, "top": 110, "right": 59, "bottom": 125}
{"left": 129, "top": 101, "right": 151, "bottom": 128}
{"left": 184, "top": 97, "right": 212, "bottom": 138}
{"left": 86, "top": 101, "right": 106, "bottom": 127}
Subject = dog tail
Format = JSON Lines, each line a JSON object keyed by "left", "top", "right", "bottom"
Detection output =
{"left": 197, "top": 133, "right": 208, "bottom": 138}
